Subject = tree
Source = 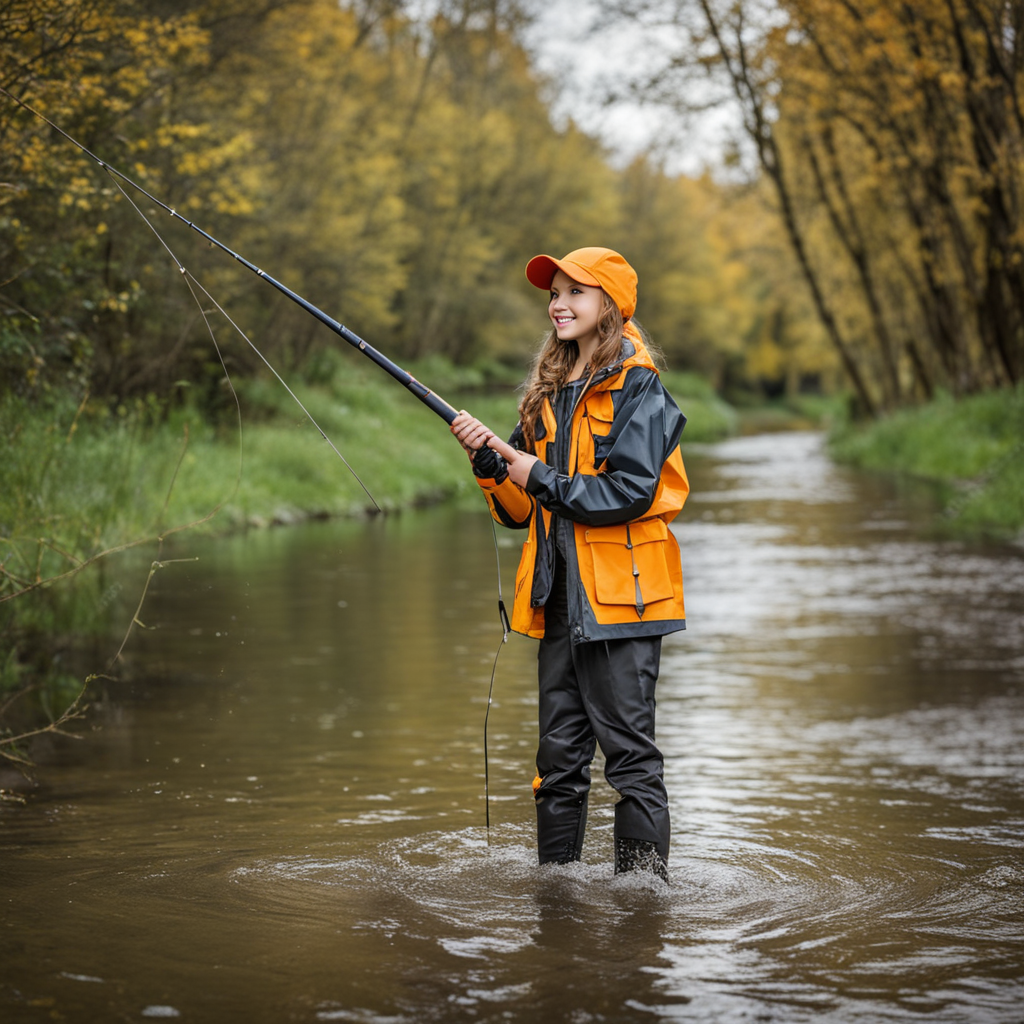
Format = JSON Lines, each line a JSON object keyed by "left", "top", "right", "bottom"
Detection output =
{"left": 603, "top": 0, "right": 1024, "bottom": 413}
{"left": 0, "top": 0, "right": 260, "bottom": 398}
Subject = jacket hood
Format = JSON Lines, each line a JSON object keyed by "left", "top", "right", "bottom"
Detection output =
{"left": 592, "top": 323, "right": 658, "bottom": 388}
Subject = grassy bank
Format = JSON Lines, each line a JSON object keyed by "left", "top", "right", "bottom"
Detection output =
{"left": 830, "top": 387, "right": 1024, "bottom": 539}
{"left": 2, "top": 363, "right": 736, "bottom": 560}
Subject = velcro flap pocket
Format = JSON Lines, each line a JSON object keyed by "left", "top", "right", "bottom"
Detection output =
{"left": 584, "top": 519, "right": 674, "bottom": 606}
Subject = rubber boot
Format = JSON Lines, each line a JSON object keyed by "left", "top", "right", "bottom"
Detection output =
{"left": 536, "top": 788, "right": 589, "bottom": 865}
{"left": 614, "top": 836, "right": 669, "bottom": 882}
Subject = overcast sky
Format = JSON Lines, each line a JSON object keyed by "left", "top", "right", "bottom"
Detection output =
{"left": 522, "top": 1, "right": 738, "bottom": 176}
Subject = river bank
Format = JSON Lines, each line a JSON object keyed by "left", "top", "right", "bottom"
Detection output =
{"left": 829, "top": 386, "right": 1024, "bottom": 541}
{"left": 1, "top": 362, "right": 736, "bottom": 546}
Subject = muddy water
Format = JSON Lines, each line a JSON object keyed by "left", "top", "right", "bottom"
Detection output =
{"left": 2, "top": 431, "right": 1022, "bottom": 1023}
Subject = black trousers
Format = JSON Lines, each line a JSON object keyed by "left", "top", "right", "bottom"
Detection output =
{"left": 534, "top": 557, "right": 670, "bottom": 865}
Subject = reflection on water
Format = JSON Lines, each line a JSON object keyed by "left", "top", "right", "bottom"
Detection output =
{"left": 2, "top": 432, "right": 1022, "bottom": 1023}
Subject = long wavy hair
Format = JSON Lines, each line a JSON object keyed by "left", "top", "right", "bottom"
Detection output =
{"left": 518, "top": 292, "right": 626, "bottom": 453}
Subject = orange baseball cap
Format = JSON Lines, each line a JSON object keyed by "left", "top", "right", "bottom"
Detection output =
{"left": 525, "top": 247, "right": 638, "bottom": 320}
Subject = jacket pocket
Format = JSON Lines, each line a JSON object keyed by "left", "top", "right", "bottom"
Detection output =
{"left": 583, "top": 518, "right": 674, "bottom": 606}
{"left": 587, "top": 408, "right": 615, "bottom": 470}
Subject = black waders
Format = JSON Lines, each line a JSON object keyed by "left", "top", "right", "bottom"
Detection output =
{"left": 534, "top": 554, "right": 670, "bottom": 878}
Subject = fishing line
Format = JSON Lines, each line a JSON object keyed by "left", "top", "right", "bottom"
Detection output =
{"left": 180, "top": 269, "right": 380, "bottom": 510}
{"left": 128, "top": 179, "right": 380, "bottom": 509}
{"left": 102, "top": 172, "right": 245, "bottom": 491}
{"left": 483, "top": 515, "right": 511, "bottom": 838}
{"left": 99, "top": 147, "right": 381, "bottom": 512}
{"left": 0, "top": 85, "right": 458, "bottom": 422}
{"left": 1, "top": 84, "right": 381, "bottom": 509}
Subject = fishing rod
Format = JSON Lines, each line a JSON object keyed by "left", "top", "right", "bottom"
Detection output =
{"left": 0, "top": 86, "right": 459, "bottom": 425}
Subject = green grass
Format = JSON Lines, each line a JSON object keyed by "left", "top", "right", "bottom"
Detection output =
{"left": 830, "top": 387, "right": 1024, "bottom": 538}
{"left": 0, "top": 364, "right": 518, "bottom": 570}
{"left": 0, "top": 363, "right": 737, "bottom": 596}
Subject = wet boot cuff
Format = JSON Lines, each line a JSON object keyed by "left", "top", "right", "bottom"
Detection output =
{"left": 614, "top": 837, "right": 668, "bottom": 882}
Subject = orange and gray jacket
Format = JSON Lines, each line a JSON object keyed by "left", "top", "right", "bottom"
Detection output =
{"left": 474, "top": 334, "right": 689, "bottom": 643}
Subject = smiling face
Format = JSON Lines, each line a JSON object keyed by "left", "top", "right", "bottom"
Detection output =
{"left": 547, "top": 268, "right": 605, "bottom": 352}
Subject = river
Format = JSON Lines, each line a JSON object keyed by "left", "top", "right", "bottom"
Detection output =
{"left": 2, "top": 431, "right": 1022, "bottom": 1023}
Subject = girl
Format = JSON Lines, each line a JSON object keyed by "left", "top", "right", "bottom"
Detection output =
{"left": 451, "top": 247, "right": 688, "bottom": 881}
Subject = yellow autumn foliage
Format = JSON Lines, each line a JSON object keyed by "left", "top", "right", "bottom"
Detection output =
{"left": 2, "top": 0, "right": 823, "bottom": 403}
{"left": 604, "top": 0, "right": 1024, "bottom": 411}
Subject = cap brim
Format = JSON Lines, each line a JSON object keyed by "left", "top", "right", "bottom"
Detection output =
{"left": 525, "top": 254, "right": 601, "bottom": 291}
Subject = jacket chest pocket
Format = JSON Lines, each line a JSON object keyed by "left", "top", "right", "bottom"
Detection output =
{"left": 583, "top": 518, "right": 674, "bottom": 607}
{"left": 582, "top": 392, "right": 616, "bottom": 471}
